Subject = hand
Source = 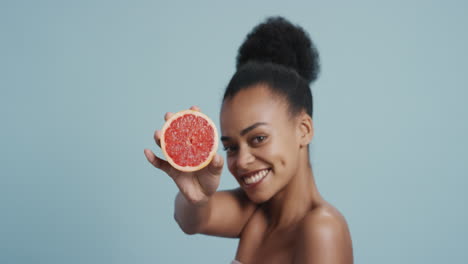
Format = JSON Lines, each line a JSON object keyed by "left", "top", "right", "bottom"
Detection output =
{"left": 144, "top": 106, "right": 224, "bottom": 205}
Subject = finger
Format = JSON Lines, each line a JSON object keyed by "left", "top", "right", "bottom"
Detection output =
{"left": 154, "top": 130, "right": 162, "bottom": 147}
{"left": 164, "top": 112, "right": 174, "bottom": 121}
{"left": 144, "top": 148, "right": 161, "bottom": 168}
{"left": 190, "top": 105, "right": 201, "bottom": 112}
{"left": 144, "top": 149, "right": 174, "bottom": 177}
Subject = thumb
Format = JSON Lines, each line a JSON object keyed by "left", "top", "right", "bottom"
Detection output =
{"left": 207, "top": 153, "right": 224, "bottom": 175}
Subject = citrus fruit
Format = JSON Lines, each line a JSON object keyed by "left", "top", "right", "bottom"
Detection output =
{"left": 160, "top": 109, "right": 218, "bottom": 172}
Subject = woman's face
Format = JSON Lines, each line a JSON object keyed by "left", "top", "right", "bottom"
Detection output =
{"left": 220, "top": 84, "right": 303, "bottom": 203}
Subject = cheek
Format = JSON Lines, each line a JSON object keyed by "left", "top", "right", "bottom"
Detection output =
{"left": 254, "top": 142, "right": 285, "bottom": 171}
{"left": 268, "top": 138, "right": 299, "bottom": 172}
{"left": 226, "top": 156, "right": 236, "bottom": 174}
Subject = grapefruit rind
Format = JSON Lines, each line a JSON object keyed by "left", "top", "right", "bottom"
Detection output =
{"left": 160, "top": 109, "right": 218, "bottom": 172}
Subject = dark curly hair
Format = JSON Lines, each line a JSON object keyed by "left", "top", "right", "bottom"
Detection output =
{"left": 223, "top": 16, "right": 320, "bottom": 118}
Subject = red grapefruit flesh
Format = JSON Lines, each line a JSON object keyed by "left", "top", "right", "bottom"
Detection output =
{"left": 160, "top": 110, "right": 218, "bottom": 172}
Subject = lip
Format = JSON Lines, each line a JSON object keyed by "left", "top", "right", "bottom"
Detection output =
{"left": 239, "top": 168, "right": 271, "bottom": 189}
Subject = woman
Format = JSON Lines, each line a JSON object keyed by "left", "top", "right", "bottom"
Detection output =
{"left": 144, "top": 16, "right": 353, "bottom": 264}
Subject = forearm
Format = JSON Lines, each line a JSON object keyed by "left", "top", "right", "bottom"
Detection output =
{"left": 174, "top": 191, "right": 212, "bottom": 234}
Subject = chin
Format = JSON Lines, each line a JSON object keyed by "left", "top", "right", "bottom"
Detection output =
{"left": 245, "top": 190, "right": 273, "bottom": 204}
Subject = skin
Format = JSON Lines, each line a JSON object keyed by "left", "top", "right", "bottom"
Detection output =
{"left": 144, "top": 84, "right": 353, "bottom": 264}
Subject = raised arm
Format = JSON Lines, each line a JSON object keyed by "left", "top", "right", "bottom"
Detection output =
{"left": 144, "top": 106, "right": 257, "bottom": 238}
{"left": 174, "top": 187, "right": 256, "bottom": 237}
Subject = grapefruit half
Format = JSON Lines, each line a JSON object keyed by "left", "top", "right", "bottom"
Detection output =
{"left": 160, "top": 109, "right": 218, "bottom": 172}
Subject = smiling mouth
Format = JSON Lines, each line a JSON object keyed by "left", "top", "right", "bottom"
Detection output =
{"left": 241, "top": 169, "right": 271, "bottom": 185}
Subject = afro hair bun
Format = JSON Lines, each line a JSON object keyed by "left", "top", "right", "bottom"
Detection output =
{"left": 236, "top": 16, "right": 320, "bottom": 84}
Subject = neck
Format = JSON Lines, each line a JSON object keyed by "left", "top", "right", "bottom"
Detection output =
{"left": 263, "top": 155, "right": 323, "bottom": 231}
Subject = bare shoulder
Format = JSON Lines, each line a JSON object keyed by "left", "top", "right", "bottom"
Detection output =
{"left": 295, "top": 203, "right": 353, "bottom": 264}
{"left": 300, "top": 203, "right": 349, "bottom": 235}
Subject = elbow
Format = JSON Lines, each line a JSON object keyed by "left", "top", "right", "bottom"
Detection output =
{"left": 174, "top": 212, "right": 198, "bottom": 235}
{"left": 182, "top": 228, "right": 197, "bottom": 235}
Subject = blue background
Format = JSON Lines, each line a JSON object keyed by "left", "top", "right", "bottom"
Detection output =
{"left": 1, "top": 0, "right": 467, "bottom": 263}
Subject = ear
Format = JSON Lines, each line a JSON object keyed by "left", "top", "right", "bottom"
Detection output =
{"left": 297, "top": 112, "right": 314, "bottom": 147}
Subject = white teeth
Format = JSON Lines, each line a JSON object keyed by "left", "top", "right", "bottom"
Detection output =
{"left": 243, "top": 169, "right": 269, "bottom": 185}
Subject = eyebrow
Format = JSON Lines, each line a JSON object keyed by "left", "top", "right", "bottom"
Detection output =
{"left": 221, "top": 122, "right": 268, "bottom": 141}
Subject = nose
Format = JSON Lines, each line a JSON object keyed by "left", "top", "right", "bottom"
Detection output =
{"left": 236, "top": 145, "right": 255, "bottom": 170}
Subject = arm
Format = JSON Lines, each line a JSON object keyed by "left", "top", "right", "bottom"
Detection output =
{"left": 175, "top": 187, "right": 257, "bottom": 238}
{"left": 146, "top": 147, "right": 257, "bottom": 238}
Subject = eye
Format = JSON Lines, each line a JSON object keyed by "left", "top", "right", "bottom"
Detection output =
{"left": 223, "top": 145, "right": 238, "bottom": 154}
{"left": 252, "top": 135, "right": 267, "bottom": 145}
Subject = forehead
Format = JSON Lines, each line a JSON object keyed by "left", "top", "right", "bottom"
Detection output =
{"left": 220, "top": 85, "right": 289, "bottom": 133}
